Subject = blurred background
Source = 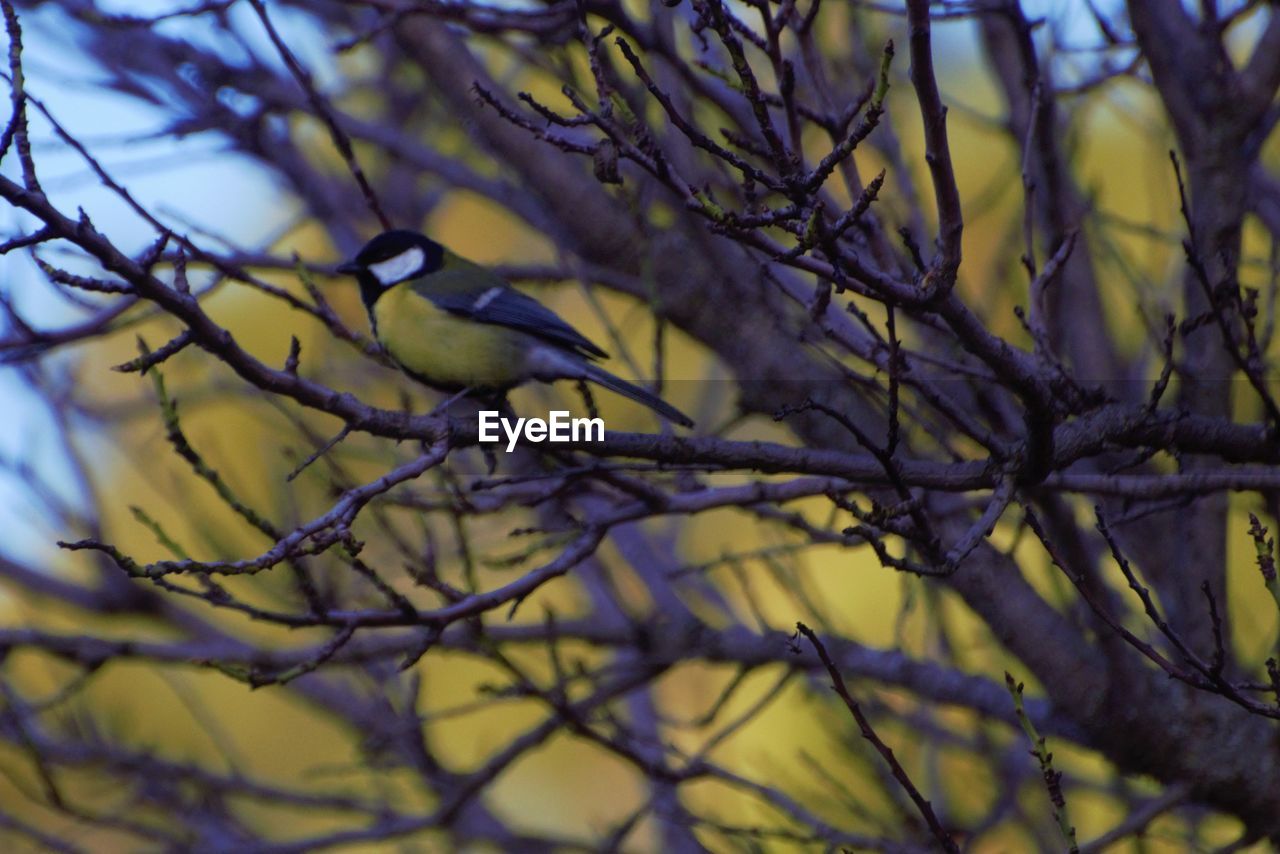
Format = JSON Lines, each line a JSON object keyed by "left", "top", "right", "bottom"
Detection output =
{"left": 1, "top": 0, "right": 1278, "bottom": 851}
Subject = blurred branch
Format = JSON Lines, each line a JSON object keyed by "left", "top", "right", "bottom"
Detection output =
{"left": 1, "top": 0, "right": 1279, "bottom": 847}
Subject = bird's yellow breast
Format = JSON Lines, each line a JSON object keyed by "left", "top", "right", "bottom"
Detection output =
{"left": 373, "top": 283, "right": 527, "bottom": 389}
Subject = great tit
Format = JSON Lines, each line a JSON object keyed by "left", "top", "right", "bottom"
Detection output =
{"left": 337, "top": 229, "right": 693, "bottom": 428}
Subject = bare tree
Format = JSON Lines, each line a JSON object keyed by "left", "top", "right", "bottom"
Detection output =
{"left": 1, "top": 0, "right": 1279, "bottom": 849}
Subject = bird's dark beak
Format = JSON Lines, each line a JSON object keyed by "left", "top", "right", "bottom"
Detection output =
{"left": 335, "top": 261, "right": 362, "bottom": 276}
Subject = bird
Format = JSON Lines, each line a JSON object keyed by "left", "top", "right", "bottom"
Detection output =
{"left": 336, "top": 229, "right": 693, "bottom": 428}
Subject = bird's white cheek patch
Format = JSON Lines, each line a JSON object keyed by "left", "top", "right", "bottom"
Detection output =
{"left": 370, "top": 247, "right": 425, "bottom": 285}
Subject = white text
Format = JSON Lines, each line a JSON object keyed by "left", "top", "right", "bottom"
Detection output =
{"left": 478, "top": 410, "right": 605, "bottom": 452}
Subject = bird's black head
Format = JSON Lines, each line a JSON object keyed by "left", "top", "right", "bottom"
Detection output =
{"left": 338, "top": 229, "right": 445, "bottom": 309}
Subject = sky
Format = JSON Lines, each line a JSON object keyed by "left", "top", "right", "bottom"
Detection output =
{"left": 0, "top": 2, "right": 283, "bottom": 562}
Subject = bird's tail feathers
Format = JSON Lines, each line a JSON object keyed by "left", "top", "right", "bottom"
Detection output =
{"left": 579, "top": 363, "right": 694, "bottom": 428}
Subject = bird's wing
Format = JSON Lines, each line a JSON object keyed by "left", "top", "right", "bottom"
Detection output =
{"left": 412, "top": 267, "right": 609, "bottom": 360}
